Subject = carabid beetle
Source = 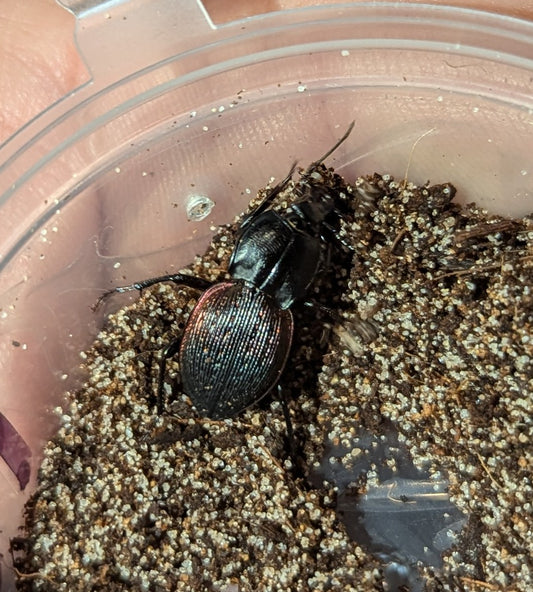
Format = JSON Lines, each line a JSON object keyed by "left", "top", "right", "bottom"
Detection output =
{"left": 96, "top": 122, "right": 360, "bottom": 419}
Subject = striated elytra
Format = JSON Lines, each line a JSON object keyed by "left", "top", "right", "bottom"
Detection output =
{"left": 179, "top": 282, "right": 293, "bottom": 418}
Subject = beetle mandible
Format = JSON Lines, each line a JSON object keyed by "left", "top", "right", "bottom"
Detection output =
{"left": 96, "top": 122, "right": 357, "bottom": 419}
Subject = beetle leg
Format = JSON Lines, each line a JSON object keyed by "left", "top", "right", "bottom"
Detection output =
{"left": 319, "top": 219, "right": 354, "bottom": 253}
{"left": 156, "top": 338, "right": 183, "bottom": 414}
{"left": 277, "top": 384, "right": 299, "bottom": 466}
{"left": 94, "top": 273, "right": 213, "bottom": 309}
{"left": 303, "top": 299, "right": 342, "bottom": 324}
{"left": 277, "top": 384, "right": 294, "bottom": 444}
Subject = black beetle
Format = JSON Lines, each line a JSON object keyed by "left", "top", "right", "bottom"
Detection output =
{"left": 96, "top": 122, "right": 358, "bottom": 419}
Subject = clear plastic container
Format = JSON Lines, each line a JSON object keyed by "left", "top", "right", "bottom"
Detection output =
{"left": 1, "top": 1, "right": 533, "bottom": 589}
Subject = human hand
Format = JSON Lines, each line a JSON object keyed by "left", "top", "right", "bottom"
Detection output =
{"left": 2, "top": 0, "right": 533, "bottom": 143}
{"left": 0, "top": 0, "right": 87, "bottom": 143}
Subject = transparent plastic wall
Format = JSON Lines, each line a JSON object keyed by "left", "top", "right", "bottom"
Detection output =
{"left": 1, "top": 1, "right": 533, "bottom": 589}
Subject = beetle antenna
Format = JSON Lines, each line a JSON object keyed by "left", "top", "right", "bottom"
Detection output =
{"left": 239, "top": 162, "right": 297, "bottom": 226}
{"left": 305, "top": 121, "right": 355, "bottom": 172}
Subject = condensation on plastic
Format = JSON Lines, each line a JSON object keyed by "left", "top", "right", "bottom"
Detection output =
{"left": 1, "top": 1, "right": 533, "bottom": 589}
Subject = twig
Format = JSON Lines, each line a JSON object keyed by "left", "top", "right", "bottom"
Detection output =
{"left": 390, "top": 228, "right": 409, "bottom": 255}
{"left": 459, "top": 576, "right": 518, "bottom": 591}
{"left": 432, "top": 263, "right": 500, "bottom": 281}
{"left": 454, "top": 220, "right": 521, "bottom": 243}
{"left": 475, "top": 451, "right": 502, "bottom": 490}
{"left": 12, "top": 566, "right": 55, "bottom": 584}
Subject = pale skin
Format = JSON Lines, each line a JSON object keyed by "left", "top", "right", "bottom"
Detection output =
{"left": 1, "top": 0, "right": 533, "bottom": 144}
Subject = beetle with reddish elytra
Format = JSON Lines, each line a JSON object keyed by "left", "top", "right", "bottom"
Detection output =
{"left": 95, "top": 122, "right": 376, "bottom": 425}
